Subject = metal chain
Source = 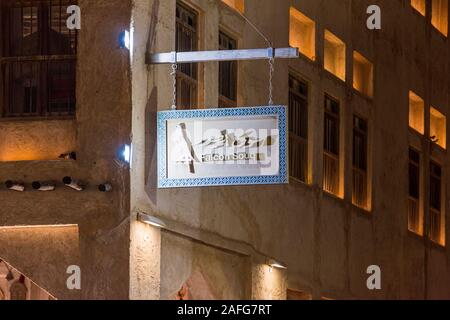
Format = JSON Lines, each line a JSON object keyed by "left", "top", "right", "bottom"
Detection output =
{"left": 170, "top": 63, "right": 178, "bottom": 110}
{"left": 268, "top": 57, "right": 275, "bottom": 105}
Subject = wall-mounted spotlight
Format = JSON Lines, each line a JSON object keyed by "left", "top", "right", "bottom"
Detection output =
{"left": 119, "top": 30, "right": 131, "bottom": 50}
{"left": 137, "top": 212, "right": 166, "bottom": 229}
{"left": 62, "top": 176, "right": 85, "bottom": 191}
{"left": 5, "top": 181, "right": 25, "bottom": 192}
{"left": 267, "top": 259, "right": 287, "bottom": 270}
{"left": 118, "top": 144, "right": 132, "bottom": 165}
{"left": 32, "top": 181, "right": 56, "bottom": 192}
{"left": 59, "top": 152, "right": 77, "bottom": 160}
{"left": 98, "top": 183, "right": 113, "bottom": 193}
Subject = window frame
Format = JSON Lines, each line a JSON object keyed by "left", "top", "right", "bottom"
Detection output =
{"left": 0, "top": 0, "right": 77, "bottom": 119}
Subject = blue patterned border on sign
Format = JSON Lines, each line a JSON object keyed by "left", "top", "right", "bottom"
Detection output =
{"left": 157, "top": 105, "right": 288, "bottom": 188}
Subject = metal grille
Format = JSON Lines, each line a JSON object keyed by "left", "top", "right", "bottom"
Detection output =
{"left": 323, "top": 95, "right": 340, "bottom": 195}
{"left": 408, "top": 148, "right": 421, "bottom": 234}
{"left": 288, "top": 75, "right": 308, "bottom": 183}
{"left": 429, "top": 161, "right": 443, "bottom": 243}
{"left": 352, "top": 116, "right": 368, "bottom": 208}
{"left": 219, "top": 31, "right": 237, "bottom": 108}
{"left": 1, "top": 0, "right": 77, "bottom": 117}
{"left": 176, "top": 2, "right": 197, "bottom": 110}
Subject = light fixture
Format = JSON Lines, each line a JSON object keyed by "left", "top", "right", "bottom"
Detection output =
{"left": 32, "top": 181, "right": 56, "bottom": 192}
{"left": 267, "top": 259, "right": 287, "bottom": 270}
{"left": 118, "top": 144, "right": 132, "bottom": 164}
{"left": 5, "top": 181, "right": 25, "bottom": 192}
{"left": 119, "top": 30, "right": 131, "bottom": 50}
{"left": 98, "top": 183, "right": 113, "bottom": 192}
{"left": 137, "top": 212, "right": 166, "bottom": 229}
{"left": 62, "top": 176, "right": 85, "bottom": 191}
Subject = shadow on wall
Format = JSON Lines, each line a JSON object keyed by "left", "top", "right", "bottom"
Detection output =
{"left": 0, "top": 224, "right": 81, "bottom": 300}
{"left": 145, "top": 87, "right": 158, "bottom": 205}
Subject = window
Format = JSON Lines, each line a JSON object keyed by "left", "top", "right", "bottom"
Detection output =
{"left": 409, "top": 91, "right": 425, "bottom": 134}
{"left": 432, "top": 0, "right": 448, "bottom": 36}
{"left": 1, "top": 0, "right": 77, "bottom": 118}
{"left": 323, "top": 95, "right": 340, "bottom": 196}
{"left": 219, "top": 31, "right": 237, "bottom": 108}
{"left": 222, "top": 0, "right": 244, "bottom": 14}
{"left": 353, "top": 116, "right": 368, "bottom": 209}
{"left": 411, "top": 0, "right": 426, "bottom": 16}
{"left": 353, "top": 51, "right": 373, "bottom": 98}
{"left": 430, "top": 161, "right": 444, "bottom": 245}
{"left": 408, "top": 148, "right": 423, "bottom": 235}
{"left": 430, "top": 107, "right": 446, "bottom": 149}
{"left": 289, "top": 7, "right": 315, "bottom": 61}
{"left": 324, "top": 30, "right": 346, "bottom": 81}
{"left": 289, "top": 75, "right": 308, "bottom": 183}
{"left": 176, "top": 2, "right": 198, "bottom": 110}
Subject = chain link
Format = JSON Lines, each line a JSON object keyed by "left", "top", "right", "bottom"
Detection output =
{"left": 268, "top": 57, "right": 275, "bottom": 105}
{"left": 170, "top": 63, "right": 178, "bottom": 110}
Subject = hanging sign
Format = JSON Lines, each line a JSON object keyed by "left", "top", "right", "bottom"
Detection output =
{"left": 157, "top": 106, "right": 288, "bottom": 188}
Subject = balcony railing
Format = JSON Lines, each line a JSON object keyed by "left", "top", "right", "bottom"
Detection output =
{"left": 352, "top": 167, "right": 367, "bottom": 209}
{"left": 1, "top": 56, "right": 76, "bottom": 117}
{"left": 323, "top": 151, "right": 339, "bottom": 196}
{"left": 289, "top": 133, "right": 308, "bottom": 183}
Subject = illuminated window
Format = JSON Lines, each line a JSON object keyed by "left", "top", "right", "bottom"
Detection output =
{"left": 411, "top": 0, "right": 426, "bottom": 16}
{"left": 289, "top": 75, "right": 309, "bottom": 183}
{"left": 432, "top": 0, "right": 448, "bottom": 36}
{"left": 408, "top": 148, "right": 423, "bottom": 235}
{"left": 352, "top": 116, "right": 368, "bottom": 209}
{"left": 324, "top": 30, "right": 346, "bottom": 81}
{"left": 353, "top": 51, "right": 373, "bottom": 98}
{"left": 222, "top": 0, "right": 244, "bottom": 14}
{"left": 323, "top": 95, "right": 341, "bottom": 196}
{"left": 430, "top": 107, "right": 446, "bottom": 149}
{"left": 289, "top": 7, "right": 315, "bottom": 61}
{"left": 409, "top": 91, "right": 425, "bottom": 134}
{"left": 430, "top": 161, "right": 445, "bottom": 245}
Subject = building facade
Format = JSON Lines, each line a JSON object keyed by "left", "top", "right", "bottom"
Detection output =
{"left": 0, "top": 0, "right": 450, "bottom": 300}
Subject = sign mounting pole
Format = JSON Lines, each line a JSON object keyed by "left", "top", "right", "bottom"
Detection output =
{"left": 146, "top": 47, "right": 299, "bottom": 65}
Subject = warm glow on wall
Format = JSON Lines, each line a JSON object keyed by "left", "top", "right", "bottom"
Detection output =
{"left": 222, "top": 0, "right": 244, "bottom": 14}
{"left": 411, "top": 0, "right": 426, "bottom": 16}
{"left": 409, "top": 91, "right": 425, "bottom": 134}
{"left": 430, "top": 107, "right": 447, "bottom": 149}
{"left": 432, "top": 0, "right": 449, "bottom": 36}
{"left": 324, "top": 30, "right": 346, "bottom": 81}
{"left": 289, "top": 7, "right": 315, "bottom": 61}
{"left": 353, "top": 51, "right": 373, "bottom": 98}
{"left": 0, "top": 120, "right": 76, "bottom": 162}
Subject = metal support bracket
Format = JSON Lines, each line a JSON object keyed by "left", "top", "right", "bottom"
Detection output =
{"left": 146, "top": 47, "right": 298, "bottom": 65}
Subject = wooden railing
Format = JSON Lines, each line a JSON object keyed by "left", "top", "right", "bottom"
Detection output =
{"left": 323, "top": 151, "right": 339, "bottom": 195}
{"left": 429, "top": 208, "right": 442, "bottom": 244}
{"left": 289, "top": 134, "right": 308, "bottom": 183}
{"left": 408, "top": 197, "right": 420, "bottom": 234}
{"left": 352, "top": 168, "right": 367, "bottom": 209}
